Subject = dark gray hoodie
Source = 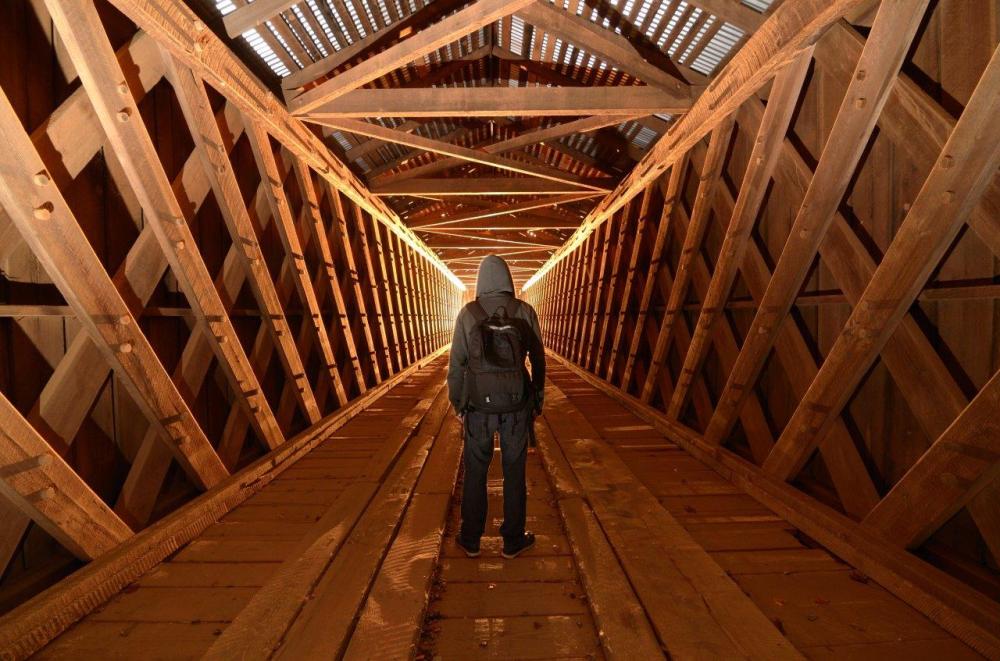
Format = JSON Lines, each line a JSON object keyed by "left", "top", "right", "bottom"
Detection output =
{"left": 447, "top": 255, "right": 545, "bottom": 415}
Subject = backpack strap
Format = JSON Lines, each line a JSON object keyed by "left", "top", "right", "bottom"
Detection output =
{"left": 468, "top": 300, "right": 489, "bottom": 323}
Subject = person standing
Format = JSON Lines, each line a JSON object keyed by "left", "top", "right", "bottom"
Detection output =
{"left": 447, "top": 255, "right": 545, "bottom": 559}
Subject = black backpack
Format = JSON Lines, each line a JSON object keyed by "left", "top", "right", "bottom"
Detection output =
{"left": 463, "top": 300, "right": 529, "bottom": 413}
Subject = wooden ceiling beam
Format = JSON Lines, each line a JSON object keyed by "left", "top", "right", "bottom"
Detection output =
{"left": 421, "top": 233, "right": 567, "bottom": 249}
{"left": 409, "top": 193, "right": 597, "bottom": 228}
{"left": 302, "top": 86, "right": 693, "bottom": 118}
{"left": 281, "top": 0, "right": 470, "bottom": 91}
{"left": 519, "top": 1, "right": 689, "bottom": 95}
{"left": 315, "top": 117, "right": 608, "bottom": 191}
{"left": 288, "top": 0, "right": 535, "bottom": 115}
{"left": 364, "top": 125, "right": 471, "bottom": 180}
{"left": 375, "top": 178, "right": 611, "bottom": 196}
{"left": 416, "top": 221, "right": 578, "bottom": 232}
{"left": 224, "top": 0, "right": 316, "bottom": 38}
{"left": 372, "top": 115, "right": 641, "bottom": 184}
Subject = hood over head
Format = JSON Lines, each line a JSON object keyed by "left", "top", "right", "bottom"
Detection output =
{"left": 475, "top": 255, "right": 514, "bottom": 297}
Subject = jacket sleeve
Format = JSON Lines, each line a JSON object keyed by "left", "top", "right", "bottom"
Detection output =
{"left": 524, "top": 303, "right": 546, "bottom": 410}
{"left": 447, "top": 308, "right": 469, "bottom": 414}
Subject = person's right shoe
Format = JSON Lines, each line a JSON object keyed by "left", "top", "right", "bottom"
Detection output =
{"left": 455, "top": 534, "right": 480, "bottom": 558}
{"left": 501, "top": 532, "right": 536, "bottom": 559}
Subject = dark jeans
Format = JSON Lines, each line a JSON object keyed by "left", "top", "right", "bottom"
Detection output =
{"left": 459, "top": 408, "right": 532, "bottom": 545}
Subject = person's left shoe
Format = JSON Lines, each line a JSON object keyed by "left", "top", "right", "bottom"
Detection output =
{"left": 501, "top": 532, "right": 536, "bottom": 559}
{"left": 455, "top": 534, "right": 481, "bottom": 558}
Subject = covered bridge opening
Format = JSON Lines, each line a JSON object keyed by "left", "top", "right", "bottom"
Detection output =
{"left": 0, "top": 0, "right": 998, "bottom": 658}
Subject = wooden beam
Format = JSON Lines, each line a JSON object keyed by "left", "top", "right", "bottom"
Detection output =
{"left": 763, "top": 44, "right": 1000, "bottom": 481}
{"left": 302, "top": 86, "right": 692, "bottom": 118}
{"left": 603, "top": 187, "right": 654, "bottom": 380}
{"left": 639, "top": 118, "right": 734, "bottom": 403}
{"left": 519, "top": 1, "right": 689, "bottom": 95}
{"left": 288, "top": 0, "right": 534, "bottom": 114}
{"left": 223, "top": 0, "right": 297, "bottom": 37}
{"left": 620, "top": 162, "right": 685, "bottom": 390}
{"left": 0, "top": 82, "right": 229, "bottom": 490}
{"left": 692, "top": 141, "right": 881, "bottom": 517}
{"left": 348, "top": 205, "right": 394, "bottom": 378}
{"left": 702, "top": 0, "right": 930, "bottom": 446}
{"left": 864, "top": 366, "right": 1000, "bottom": 548}
{"left": 292, "top": 158, "right": 368, "bottom": 393}
{"left": 523, "top": 0, "right": 869, "bottom": 290}
{"left": 104, "top": 0, "right": 461, "bottom": 293}
{"left": 417, "top": 222, "right": 578, "bottom": 233}
{"left": 374, "top": 178, "right": 611, "bottom": 196}
{"left": 283, "top": 0, "right": 469, "bottom": 91}
{"left": 317, "top": 118, "right": 608, "bottom": 191}
{"left": 7, "top": 97, "right": 246, "bottom": 546}
{"left": 116, "top": 128, "right": 294, "bottom": 527}
{"left": 165, "top": 55, "right": 323, "bottom": 425}
{"left": 819, "top": 23, "right": 1000, "bottom": 263}
{"left": 409, "top": 194, "right": 593, "bottom": 228}
{"left": 45, "top": 0, "right": 286, "bottom": 450}
{"left": 668, "top": 47, "right": 812, "bottom": 418}
{"left": 246, "top": 120, "right": 351, "bottom": 406}
{"left": 0, "top": 393, "right": 132, "bottom": 560}
{"left": 327, "top": 188, "right": 384, "bottom": 384}
{"left": 590, "top": 200, "right": 635, "bottom": 373}
{"left": 421, "top": 232, "right": 566, "bottom": 249}
{"left": 384, "top": 231, "right": 417, "bottom": 365}
{"left": 655, "top": 196, "right": 780, "bottom": 465}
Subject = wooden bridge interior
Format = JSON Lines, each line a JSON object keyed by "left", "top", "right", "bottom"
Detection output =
{"left": 0, "top": 0, "right": 998, "bottom": 658}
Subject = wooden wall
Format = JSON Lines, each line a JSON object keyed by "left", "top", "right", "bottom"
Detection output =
{"left": 0, "top": 0, "right": 462, "bottom": 613}
{"left": 526, "top": 1, "right": 1000, "bottom": 604}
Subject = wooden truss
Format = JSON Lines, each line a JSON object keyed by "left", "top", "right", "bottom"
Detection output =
{"left": 524, "top": 0, "right": 1000, "bottom": 656}
{"left": 0, "top": 0, "right": 462, "bottom": 587}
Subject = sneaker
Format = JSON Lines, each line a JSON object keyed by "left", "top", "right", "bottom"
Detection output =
{"left": 501, "top": 532, "right": 536, "bottom": 559}
{"left": 455, "top": 534, "right": 480, "bottom": 558}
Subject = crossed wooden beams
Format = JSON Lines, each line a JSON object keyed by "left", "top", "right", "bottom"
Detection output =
{"left": 282, "top": 0, "right": 692, "bottom": 116}
{"left": 0, "top": 0, "right": 462, "bottom": 572}
{"left": 240, "top": 0, "right": 710, "bottom": 291}
{"left": 523, "top": 0, "right": 1000, "bottom": 656}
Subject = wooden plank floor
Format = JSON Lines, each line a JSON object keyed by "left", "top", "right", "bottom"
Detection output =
{"left": 28, "top": 354, "right": 984, "bottom": 660}
{"left": 546, "top": 362, "right": 984, "bottom": 661}
{"left": 417, "top": 441, "right": 605, "bottom": 660}
{"left": 34, "top": 358, "right": 449, "bottom": 660}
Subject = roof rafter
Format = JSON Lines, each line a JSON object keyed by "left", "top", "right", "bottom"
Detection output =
{"left": 313, "top": 117, "right": 609, "bottom": 192}
{"left": 302, "top": 86, "right": 692, "bottom": 118}
{"left": 288, "top": 0, "right": 535, "bottom": 114}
